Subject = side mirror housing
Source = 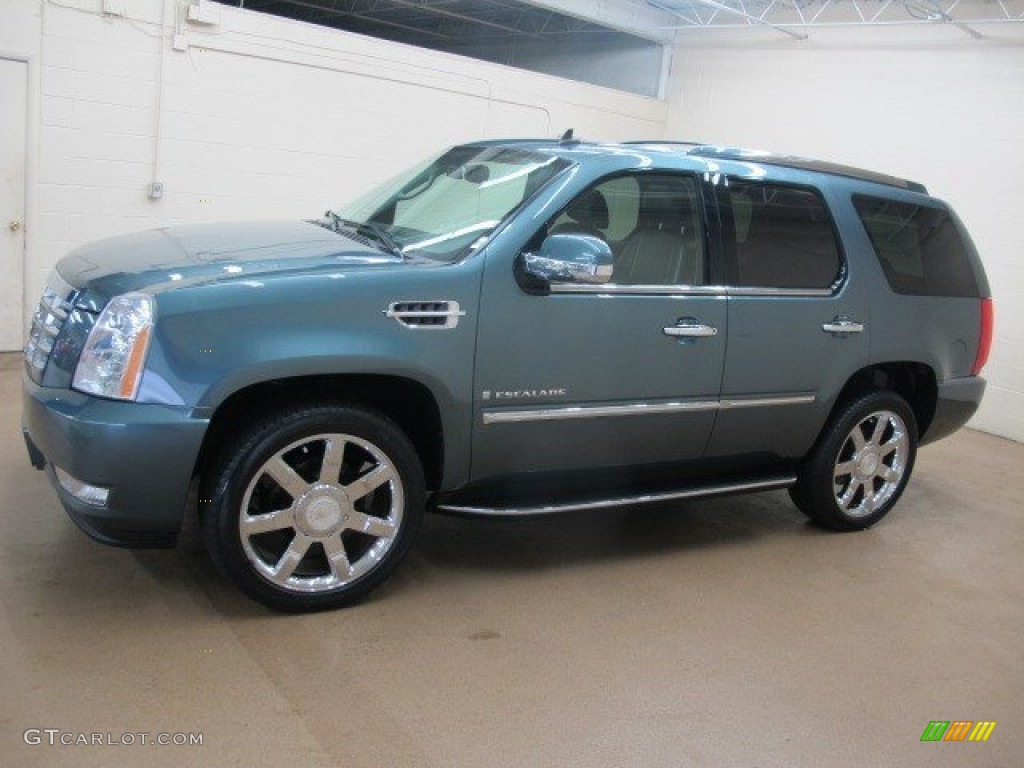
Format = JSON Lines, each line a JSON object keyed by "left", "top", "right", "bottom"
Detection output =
{"left": 518, "top": 233, "right": 614, "bottom": 290}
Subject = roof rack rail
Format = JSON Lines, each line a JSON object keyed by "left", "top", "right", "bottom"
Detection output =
{"left": 686, "top": 147, "right": 928, "bottom": 194}
{"left": 621, "top": 140, "right": 703, "bottom": 146}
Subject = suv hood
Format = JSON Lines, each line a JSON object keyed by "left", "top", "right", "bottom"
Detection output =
{"left": 57, "top": 220, "right": 399, "bottom": 308}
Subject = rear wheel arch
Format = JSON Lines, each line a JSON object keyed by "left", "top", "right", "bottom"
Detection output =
{"left": 828, "top": 362, "right": 937, "bottom": 441}
{"left": 792, "top": 389, "right": 918, "bottom": 530}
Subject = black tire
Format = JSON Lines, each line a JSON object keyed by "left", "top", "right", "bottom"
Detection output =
{"left": 790, "top": 390, "right": 918, "bottom": 531}
{"left": 201, "top": 403, "right": 425, "bottom": 612}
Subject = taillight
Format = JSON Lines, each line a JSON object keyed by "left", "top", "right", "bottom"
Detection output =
{"left": 971, "top": 297, "right": 993, "bottom": 375}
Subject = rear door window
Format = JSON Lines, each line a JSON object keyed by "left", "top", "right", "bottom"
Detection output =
{"left": 852, "top": 195, "right": 980, "bottom": 297}
{"left": 722, "top": 180, "right": 842, "bottom": 290}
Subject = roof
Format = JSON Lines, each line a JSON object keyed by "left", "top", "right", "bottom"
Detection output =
{"left": 470, "top": 138, "right": 928, "bottom": 195}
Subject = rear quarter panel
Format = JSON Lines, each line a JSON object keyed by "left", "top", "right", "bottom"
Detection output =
{"left": 827, "top": 180, "right": 983, "bottom": 383}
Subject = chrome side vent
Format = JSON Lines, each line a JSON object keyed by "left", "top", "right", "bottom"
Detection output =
{"left": 385, "top": 301, "right": 465, "bottom": 330}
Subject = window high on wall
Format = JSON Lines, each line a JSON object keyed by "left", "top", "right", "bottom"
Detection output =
{"left": 216, "top": 0, "right": 666, "bottom": 97}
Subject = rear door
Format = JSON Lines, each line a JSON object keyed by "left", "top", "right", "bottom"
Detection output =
{"left": 706, "top": 174, "right": 869, "bottom": 460}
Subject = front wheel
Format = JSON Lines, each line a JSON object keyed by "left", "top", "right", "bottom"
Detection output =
{"left": 790, "top": 390, "right": 918, "bottom": 531}
{"left": 202, "top": 404, "right": 425, "bottom": 612}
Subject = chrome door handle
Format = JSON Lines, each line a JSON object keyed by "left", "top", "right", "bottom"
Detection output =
{"left": 822, "top": 318, "right": 865, "bottom": 334}
{"left": 664, "top": 320, "right": 718, "bottom": 338}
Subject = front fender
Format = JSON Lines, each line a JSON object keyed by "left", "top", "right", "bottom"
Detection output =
{"left": 142, "top": 262, "right": 483, "bottom": 488}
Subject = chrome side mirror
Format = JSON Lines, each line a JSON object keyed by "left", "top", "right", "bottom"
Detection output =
{"left": 520, "top": 233, "right": 613, "bottom": 286}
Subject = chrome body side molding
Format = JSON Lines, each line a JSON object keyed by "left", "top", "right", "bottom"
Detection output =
{"left": 436, "top": 475, "right": 798, "bottom": 517}
{"left": 482, "top": 394, "right": 815, "bottom": 425}
{"left": 482, "top": 399, "right": 720, "bottom": 425}
{"left": 720, "top": 394, "right": 816, "bottom": 409}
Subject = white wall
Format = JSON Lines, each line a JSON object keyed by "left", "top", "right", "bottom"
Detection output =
{"left": 1, "top": 0, "right": 43, "bottom": 345}
{"left": 450, "top": 33, "right": 665, "bottom": 97}
{"left": 13, "top": 0, "right": 668, "bottom": 324}
{"left": 666, "top": 25, "right": 1024, "bottom": 442}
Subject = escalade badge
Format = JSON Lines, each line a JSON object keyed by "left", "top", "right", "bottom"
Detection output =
{"left": 482, "top": 389, "right": 567, "bottom": 400}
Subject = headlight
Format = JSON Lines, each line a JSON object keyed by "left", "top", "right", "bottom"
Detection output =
{"left": 72, "top": 293, "right": 155, "bottom": 401}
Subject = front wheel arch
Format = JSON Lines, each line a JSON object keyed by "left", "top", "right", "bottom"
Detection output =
{"left": 195, "top": 374, "right": 446, "bottom": 494}
{"left": 200, "top": 402, "right": 426, "bottom": 612}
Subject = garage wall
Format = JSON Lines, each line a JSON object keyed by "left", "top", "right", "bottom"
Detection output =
{"left": 450, "top": 32, "right": 665, "bottom": 97}
{"left": 665, "top": 25, "right": 1024, "bottom": 442}
{"left": 15, "top": 0, "right": 667, "bottom": 325}
{"left": 8, "top": 2, "right": 1022, "bottom": 443}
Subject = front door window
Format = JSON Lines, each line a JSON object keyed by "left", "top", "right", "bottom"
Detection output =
{"left": 547, "top": 173, "right": 707, "bottom": 288}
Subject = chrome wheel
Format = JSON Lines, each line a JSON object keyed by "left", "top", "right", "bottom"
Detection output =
{"left": 832, "top": 410, "right": 910, "bottom": 519}
{"left": 239, "top": 432, "right": 404, "bottom": 593}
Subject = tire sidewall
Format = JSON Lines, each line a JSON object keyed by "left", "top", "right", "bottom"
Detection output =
{"left": 204, "top": 405, "right": 425, "bottom": 612}
{"left": 799, "top": 391, "right": 919, "bottom": 530}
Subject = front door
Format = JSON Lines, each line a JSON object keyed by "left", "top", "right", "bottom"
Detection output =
{"left": 471, "top": 172, "right": 727, "bottom": 482}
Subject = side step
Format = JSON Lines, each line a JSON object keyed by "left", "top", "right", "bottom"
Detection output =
{"left": 436, "top": 475, "right": 797, "bottom": 517}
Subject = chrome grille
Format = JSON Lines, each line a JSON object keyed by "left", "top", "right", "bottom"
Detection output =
{"left": 25, "top": 273, "right": 75, "bottom": 382}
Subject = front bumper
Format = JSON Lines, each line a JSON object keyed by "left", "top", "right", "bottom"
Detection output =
{"left": 920, "top": 375, "right": 987, "bottom": 446}
{"left": 22, "top": 373, "right": 209, "bottom": 547}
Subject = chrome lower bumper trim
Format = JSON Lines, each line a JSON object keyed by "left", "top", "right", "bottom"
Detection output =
{"left": 436, "top": 475, "right": 797, "bottom": 517}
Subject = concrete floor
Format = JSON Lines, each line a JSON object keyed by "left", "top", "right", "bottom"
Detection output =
{"left": 1, "top": 354, "right": 1021, "bottom": 768}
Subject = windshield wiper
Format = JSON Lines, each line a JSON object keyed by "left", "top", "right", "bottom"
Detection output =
{"left": 325, "top": 211, "right": 403, "bottom": 258}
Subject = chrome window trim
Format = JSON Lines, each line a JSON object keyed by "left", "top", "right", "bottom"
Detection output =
{"left": 545, "top": 174, "right": 846, "bottom": 299}
{"left": 482, "top": 393, "right": 815, "bottom": 425}
{"left": 550, "top": 283, "right": 835, "bottom": 298}
{"left": 551, "top": 283, "right": 725, "bottom": 296}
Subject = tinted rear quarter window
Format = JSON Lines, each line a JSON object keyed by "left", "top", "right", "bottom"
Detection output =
{"left": 852, "top": 195, "right": 979, "bottom": 297}
{"left": 724, "top": 180, "right": 841, "bottom": 289}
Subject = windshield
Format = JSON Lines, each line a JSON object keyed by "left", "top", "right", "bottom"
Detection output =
{"left": 335, "top": 145, "right": 571, "bottom": 262}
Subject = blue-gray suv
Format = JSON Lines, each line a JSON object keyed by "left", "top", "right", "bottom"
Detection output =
{"left": 22, "top": 139, "right": 993, "bottom": 611}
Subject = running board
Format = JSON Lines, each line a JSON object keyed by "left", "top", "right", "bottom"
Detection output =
{"left": 436, "top": 475, "right": 797, "bottom": 517}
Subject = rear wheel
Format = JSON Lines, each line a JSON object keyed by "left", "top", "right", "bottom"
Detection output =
{"left": 202, "top": 404, "right": 424, "bottom": 612}
{"left": 790, "top": 390, "right": 917, "bottom": 531}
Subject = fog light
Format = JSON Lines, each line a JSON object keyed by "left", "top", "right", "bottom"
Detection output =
{"left": 55, "top": 467, "right": 110, "bottom": 507}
